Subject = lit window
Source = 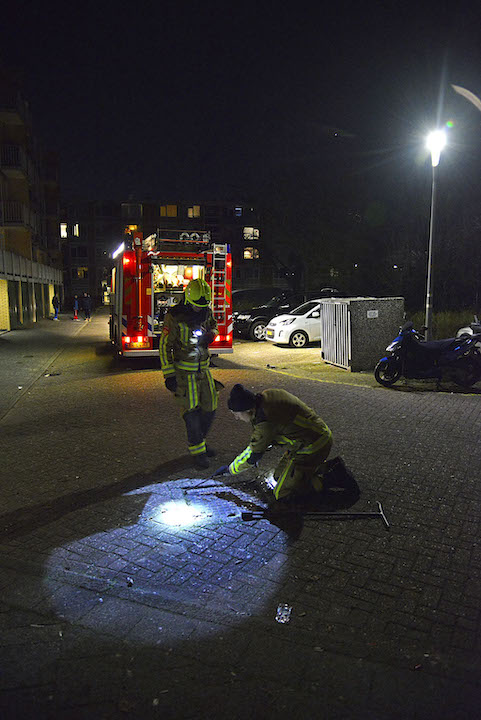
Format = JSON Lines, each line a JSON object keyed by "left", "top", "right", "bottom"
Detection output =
{"left": 77, "top": 266, "right": 89, "bottom": 279}
{"left": 188, "top": 205, "right": 201, "bottom": 218}
{"left": 243, "top": 227, "right": 259, "bottom": 240}
{"left": 160, "top": 204, "right": 178, "bottom": 217}
{"left": 73, "top": 223, "right": 80, "bottom": 236}
{"left": 244, "top": 247, "right": 259, "bottom": 260}
{"left": 60, "top": 223, "right": 67, "bottom": 238}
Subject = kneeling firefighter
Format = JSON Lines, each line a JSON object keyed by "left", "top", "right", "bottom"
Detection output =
{"left": 160, "top": 278, "right": 219, "bottom": 470}
{"left": 213, "top": 384, "right": 336, "bottom": 500}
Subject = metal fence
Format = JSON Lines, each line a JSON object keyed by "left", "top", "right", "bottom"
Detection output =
{"left": 320, "top": 299, "right": 351, "bottom": 369}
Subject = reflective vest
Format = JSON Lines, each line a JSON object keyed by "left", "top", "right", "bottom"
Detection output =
{"left": 229, "top": 388, "right": 332, "bottom": 474}
{"left": 159, "top": 302, "right": 218, "bottom": 377}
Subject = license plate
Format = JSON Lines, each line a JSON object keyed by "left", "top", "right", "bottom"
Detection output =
{"left": 266, "top": 330, "right": 274, "bottom": 338}
{"left": 130, "top": 341, "right": 149, "bottom": 349}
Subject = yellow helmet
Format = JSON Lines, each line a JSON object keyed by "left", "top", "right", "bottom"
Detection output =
{"left": 184, "top": 278, "right": 211, "bottom": 307}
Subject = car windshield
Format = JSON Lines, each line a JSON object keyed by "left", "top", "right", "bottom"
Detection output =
{"left": 264, "top": 293, "right": 292, "bottom": 307}
{"left": 290, "top": 301, "right": 319, "bottom": 316}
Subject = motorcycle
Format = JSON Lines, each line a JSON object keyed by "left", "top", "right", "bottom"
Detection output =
{"left": 374, "top": 321, "right": 481, "bottom": 388}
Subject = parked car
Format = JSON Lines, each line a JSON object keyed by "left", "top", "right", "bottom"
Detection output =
{"left": 233, "top": 287, "right": 345, "bottom": 341}
{"left": 265, "top": 299, "right": 323, "bottom": 347}
{"left": 233, "top": 290, "right": 316, "bottom": 341}
{"left": 232, "top": 287, "right": 284, "bottom": 314}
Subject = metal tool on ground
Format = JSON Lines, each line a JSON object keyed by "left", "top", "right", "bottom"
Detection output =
{"left": 181, "top": 469, "right": 262, "bottom": 492}
{"left": 181, "top": 472, "right": 233, "bottom": 504}
{"left": 181, "top": 472, "right": 230, "bottom": 492}
{"left": 241, "top": 501, "right": 390, "bottom": 530}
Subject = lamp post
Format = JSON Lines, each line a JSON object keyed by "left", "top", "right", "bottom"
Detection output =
{"left": 424, "top": 129, "right": 446, "bottom": 341}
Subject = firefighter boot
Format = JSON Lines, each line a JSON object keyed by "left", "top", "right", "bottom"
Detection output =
{"left": 194, "top": 454, "right": 210, "bottom": 470}
{"left": 323, "top": 456, "right": 360, "bottom": 496}
{"left": 184, "top": 409, "right": 210, "bottom": 470}
{"left": 200, "top": 410, "right": 217, "bottom": 457}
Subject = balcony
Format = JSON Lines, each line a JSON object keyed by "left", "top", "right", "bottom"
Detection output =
{"left": 0, "top": 201, "right": 38, "bottom": 230}
{"left": 0, "top": 91, "right": 31, "bottom": 126}
{"left": 0, "top": 145, "right": 28, "bottom": 178}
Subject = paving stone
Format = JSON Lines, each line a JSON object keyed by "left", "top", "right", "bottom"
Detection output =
{"left": 1, "top": 315, "right": 481, "bottom": 717}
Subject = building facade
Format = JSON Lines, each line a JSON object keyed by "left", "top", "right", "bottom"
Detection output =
{"left": 0, "top": 68, "right": 62, "bottom": 331}
{"left": 120, "top": 198, "right": 276, "bottom": 288}
{"left": 60, "top": 198, "right": 278, "bottom": 310}
{"left": 61, "top": 201, "right": 121, "bottom": 308}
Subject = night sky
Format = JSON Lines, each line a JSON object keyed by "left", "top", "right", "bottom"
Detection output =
{"left": 3, "top": 1, "right": 481, "bottom": 203}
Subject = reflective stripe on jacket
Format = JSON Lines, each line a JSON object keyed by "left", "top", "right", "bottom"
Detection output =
{"left": 229, "top": 388, "right": 331, "bottom": 475}
{"left": 159, "top": 302, "right": 217, "bottom": 378}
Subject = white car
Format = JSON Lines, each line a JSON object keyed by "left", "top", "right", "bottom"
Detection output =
{"left": 265, "top": 300, "right": 322, "bottom": 347}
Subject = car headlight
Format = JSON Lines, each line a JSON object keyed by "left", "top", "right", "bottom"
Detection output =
{"left": 280, "top": 318, "right": 295, "bottom": 325}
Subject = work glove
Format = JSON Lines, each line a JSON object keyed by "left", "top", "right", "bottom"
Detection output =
{"left": 212, "top": 465, "right": 230, "bottom": 477}
{"left": 198, "top": 330, "right": 216, "bottom": 348}
{"left": 164, "top": 376, "right": 177, "bottom": 393}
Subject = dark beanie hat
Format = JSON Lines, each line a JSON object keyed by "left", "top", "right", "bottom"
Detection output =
{"left": 228, "top": 384, "right": 256, "bottom": 412}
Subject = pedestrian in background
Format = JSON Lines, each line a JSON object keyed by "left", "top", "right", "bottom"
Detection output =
{"left": 52, "top": 294, "right": 60, "bottom": 320}
{"left": 73, "top": 294, "right": 80, "bottom": 321}
{"left": 82, "top": 292, "right": 92, "bottom": 321}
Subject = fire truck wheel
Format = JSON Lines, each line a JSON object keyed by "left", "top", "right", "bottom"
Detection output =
{"left": 289, "top": 330, "right": 308, "bottom": 348}
{"left": 249, "top": 319, "right": 267, "bottom": 341}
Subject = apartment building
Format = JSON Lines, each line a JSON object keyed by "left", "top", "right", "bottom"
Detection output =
{"left": 60, "top": 198, "right": 277, "bottom": 310}
{"left": 0, "top": 68, "right": 62, "bottom": 331}
{"left": 61, "top": 201, "right": 121, "bottom": 307}
{"left": 120, "top": 198, "right": 276, "bottom": 288}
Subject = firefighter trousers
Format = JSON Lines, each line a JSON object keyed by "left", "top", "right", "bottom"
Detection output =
{"left": 273, "top": 436, "right": 333, "bottom": 500}
{"left": 174, "top": 368, "right": 218, "bottom": 457}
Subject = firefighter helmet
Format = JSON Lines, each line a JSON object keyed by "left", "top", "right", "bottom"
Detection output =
{"left": 184, "top": 278, "right": 211, "bottom": 307}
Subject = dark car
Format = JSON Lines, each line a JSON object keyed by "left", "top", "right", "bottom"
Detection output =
{"left": 233, "top": 288, "right": 344, "bottom": 341}
{"left": 232, "top": 287, "right": 284, "bottom": 314}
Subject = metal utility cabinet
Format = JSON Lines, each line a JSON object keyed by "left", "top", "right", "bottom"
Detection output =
{"left": 320, "top": 297, "right": 405, "bottom": 372}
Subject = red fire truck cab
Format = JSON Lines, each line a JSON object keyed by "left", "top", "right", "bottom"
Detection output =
{"left": 109, "top": 229, "right": 233, "bottom": 357}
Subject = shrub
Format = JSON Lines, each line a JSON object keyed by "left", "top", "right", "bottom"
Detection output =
{"left": 406, "top": 310, "right": 478, "bottom": 339}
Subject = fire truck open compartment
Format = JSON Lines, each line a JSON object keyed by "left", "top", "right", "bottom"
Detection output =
{"left": 152, "top": 260, "right": 206, "bottom": 332}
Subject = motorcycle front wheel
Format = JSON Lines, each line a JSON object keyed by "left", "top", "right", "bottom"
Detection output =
{"left": 374, "top": 358, "right": 402, "bottom": 387}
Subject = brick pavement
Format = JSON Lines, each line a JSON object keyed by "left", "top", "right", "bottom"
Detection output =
{"left": 0, "top": 310, "right": 480, "bottom": 718}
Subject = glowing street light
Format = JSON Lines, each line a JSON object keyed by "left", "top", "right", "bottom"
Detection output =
{"left": 426, "top": 129, "right": 446, "bottom": 167}
{"left": 424, "top": 129, "right": 447, "bottom": 341}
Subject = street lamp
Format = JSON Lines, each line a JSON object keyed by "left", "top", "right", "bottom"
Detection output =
{"left": 424, "top": 129, "right": 446, "bottom": 341}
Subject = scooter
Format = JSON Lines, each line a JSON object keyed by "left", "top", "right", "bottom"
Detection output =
{"left": 374, "top": 322, "right": 481, "bottom": 388}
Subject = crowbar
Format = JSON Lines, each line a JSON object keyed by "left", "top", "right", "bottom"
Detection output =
{"left": 241, "top": 501, "right": 390, "bottom": 530}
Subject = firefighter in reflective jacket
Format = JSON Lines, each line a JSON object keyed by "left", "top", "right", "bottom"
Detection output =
{"left": 213, "top": 384, "right": 333, "bottom": 500}
{"left": 160, "top": 278, "right": 218, "bottom": 470}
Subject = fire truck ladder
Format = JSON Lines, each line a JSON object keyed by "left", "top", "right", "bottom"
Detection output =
{"left": 211, "top": 244, "right": 228, "bottom": 327}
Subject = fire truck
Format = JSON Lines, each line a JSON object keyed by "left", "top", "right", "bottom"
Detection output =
{"left": 109, "top": 228, "right": 233, "bottom": 357}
